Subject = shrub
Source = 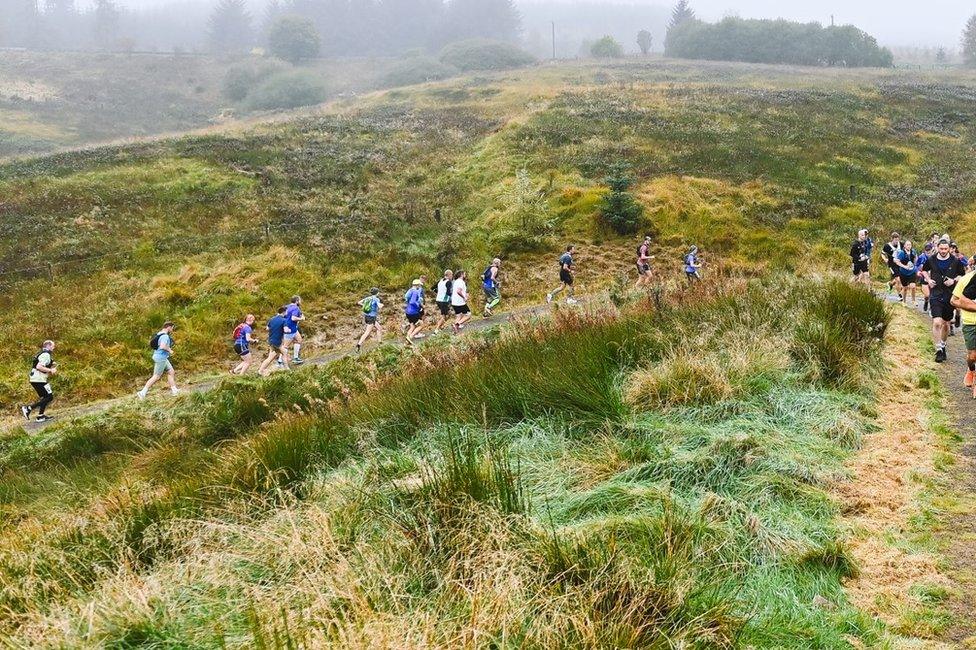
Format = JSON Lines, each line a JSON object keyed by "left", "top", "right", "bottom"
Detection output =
{"left": 222, "top": 59, "right": 287, "bottom": 102}
{"left": 439, "top": 38, "right": 536, "bottom": 72}
{"left": 242, "top": 70, "right": 327, "bottom": 112}
{"left": 590, "top": 35, "right": 624, "bottom": 59}
{"left": 489, "top": 169, "right": 554, "bottom": 255}
{"left": 267, "top": 15, "right": 320, "bottom": 63}
{"left": 380, "top": 56, "right": 458, "bottom": 88}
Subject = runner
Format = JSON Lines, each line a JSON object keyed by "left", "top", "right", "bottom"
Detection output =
{"left": 635, "top": 235, "right": 655, "bottom": 289}
{"left": 138, "top": 322, "right": 179, "bottom": 399}
{"left": 482, "top": 258, "right": 502, "bottom": 318}
{"left": 546, "top": 245, "right": 578, "bottom": 305}
{"left": 20, "top": 340, "right": 57, "bottom": 422}
{"left": 953, "top": 243, "right": 967, "bottom": 332}
{"left": 231, "top": 314, "right": 258, "bottom": 375}
{"left": 451, "top": 269, "right": 472, "bottom": 333}
{"left": 258, "top": 307, "right": 289, "bottom": 376}
{"left": 434, "top": 269, "right": 454, "bottom": 332}
{"left": 356, "top": 288, "right": 383, "bottom": 353}
{"left": 684, "top": 246, "right": 703, "bottom": 281}
{"left": 916, "top": 243, "right": 933, "bottom": 312}
{"left": 922, "top": 240, "right": 968, "bottom": 363}
{"left": 881, "top": 232, "right": 903, "bottom": 294}
{"left": 895, "top": 240, "right": 918, "bottom": 306}
{"left": 951, "top": 266, "right": 976, "bottom": 398}
{"left": 283, "top": 295, "right": 306, "bottom": 365}
{"left": 404, "top": 279, "right": 427, "bottom": 344}
{"left": 849, "top": 229, "right": 871, "bottom": 288}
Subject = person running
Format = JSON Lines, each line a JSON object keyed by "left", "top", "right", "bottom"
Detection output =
{"left": 895, "top": 240, "right": 918, "bottom": 306}
{"left": 20, "top": 340, "right": 57, "bottom": 422}
{"left": 684, "top": 246, "right": 703, "bottom": 281}
{"left": 434, "top": 269, "right": 454, "bottom": 333}
{"left": 547, "top": 245, "right": 578, "bottom": 305}
{"left": 404, "top": 279, "right": 427, "bottom": 344}
{"left": 482, "top": 258, "right": 502, "bottom": 318}
{"left": 231, "top": 314, "right": 258, "bottom": 375}
{"left": 881, "top": 232, "right": 903, "bottom": 295}
{"left": 635, "top": 235, "right": 655, "bottom": 288}
{"left": 922, "top": 240, "right": 968, "bottom": 363}
{"left": 258, "top": 307, "right": 289, "bottom": 376}
{"left": 916, "top": 243, "right": 933, "bottom": 312}
{"left": 356, "top": 288, "right": 383, "bottom": 353}
{"left": 138, "top": 322, "right": 179, "bottom": 399}
{"left": 451, "top": 269, "right": 472, "bottom": 333}
{"left": 850, "top": 229, "right": 871, "bottom": 288}
{"left": 282, "top": 295, "right": 306, "bottom": 365}
{"left": 952, "top": 266, "right": 976, "bottom": 397}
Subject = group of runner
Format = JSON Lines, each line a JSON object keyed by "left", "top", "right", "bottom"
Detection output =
{"left": 851, "top": 228, "right": 976, "bottom": 391}
{"left": 19, "top": 239, "right": 705, "bottom": 421}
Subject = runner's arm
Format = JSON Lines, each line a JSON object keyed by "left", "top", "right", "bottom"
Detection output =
{"left": 951, "top": 294, "right": 976, "bottom": 312}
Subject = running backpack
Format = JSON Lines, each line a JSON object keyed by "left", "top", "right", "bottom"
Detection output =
{"left": 149, "top": 332, "right": 166, "bottom": 351}
{"left": 232, "top": 324, "right": 246, "bottom": 341}
{"left": 483, "top": 267, "right": 494, "bottom": 283}
{"left": 362, "top": 297, "right": 375, "bottom": 314}
{"left": 29, "top": 350, "right": 51, "bottom": 373}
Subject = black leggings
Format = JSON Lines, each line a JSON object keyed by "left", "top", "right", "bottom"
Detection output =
{"left": 29, "top": 382, "right": 54, "bottom": 415}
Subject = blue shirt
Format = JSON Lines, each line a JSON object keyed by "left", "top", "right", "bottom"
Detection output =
{"left": 559, "top": 253, "right": 573, "bottom": 268}
{"left": 284, "top": 304, "right": 302, "bottom": 333}
{"left": 267, "top": 315, "right": 287, "bottom": 346}
{"left": 363, "top": 296, "right": 379, "bottom": 317}
{"left": 152, "top": 333, "right": 172, "bottom": 361}
{"left": 685, "top": 254, "right": 699, "bottom": 274}
{"left": 915, "top": 252, "right": 929, "bottom": 272}
{"left": 235, "top": 324, "right": 252, "bottom": 345}
{"left": 404, "top": 287, "right": 423, "bottom": 316}
{"left": 897, "top": 250, "right": 916, "bottom": 276}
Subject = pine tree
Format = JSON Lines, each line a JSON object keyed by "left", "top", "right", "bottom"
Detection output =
{"left": 963, "top": 15, "right": 976, "bottom": 67}
{"left": 668, "top": 0, "right": 694, "bottom": 32}
{"left": 637, "top": 29, "right": 652, "bottom": 55}
{"left": 91, "top": 0, "right": 121, "bottom": 49}
{"left": 600, "top": 164, "right": 645, "bottom": 235}
{"left": 936, "top": 47, "right": 947, "bottom": 63}
{"left": 208, "top": 0, "right": 253, "bottom": 54}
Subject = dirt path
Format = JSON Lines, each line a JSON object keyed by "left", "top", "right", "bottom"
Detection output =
{"left": 4, "top": 300, "right": 559, "bottom": 435}
{"left": 923, "top": 307, "right": 976, "bottom": 645}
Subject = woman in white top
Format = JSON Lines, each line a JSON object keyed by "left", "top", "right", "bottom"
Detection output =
{"left": 451, "top": 270, "right": 472, "bottom": 333}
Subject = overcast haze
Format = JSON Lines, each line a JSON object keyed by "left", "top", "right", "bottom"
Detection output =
{"left": 68, "top": 0, "right": 968, "bottom": 46}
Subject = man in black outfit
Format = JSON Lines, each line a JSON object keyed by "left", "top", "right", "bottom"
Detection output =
{"left": 881, "top": 232, "right": 902, "bottom": 294}
{"left": 922, "top": 240, "right": 968, "bottom": 363}
{"left": 850, "top": 229, "right": 871, "bottom": 288}
{"left": 21, "top": 340, "right": 57, "bottom": 422}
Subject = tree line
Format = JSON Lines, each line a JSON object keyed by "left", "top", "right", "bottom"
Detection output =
{"left": 0, "top": 0, "right": 521, "bottom": 57}
{"left": 663, "top": 1, "right": 894, "bottom": 68}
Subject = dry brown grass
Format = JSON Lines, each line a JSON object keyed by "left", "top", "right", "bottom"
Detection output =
{"left": 838, "top": 307, "right": 952, "bottom": 643}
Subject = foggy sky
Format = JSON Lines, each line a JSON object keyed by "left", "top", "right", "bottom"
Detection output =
{"left": 73, "top": 0, "right": 968, "bottom": 47}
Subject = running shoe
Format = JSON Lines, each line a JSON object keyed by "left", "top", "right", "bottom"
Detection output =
{"left": 20, "top": 405, "right": 30, "bottom": 421}
{"left": 965, "top": 370, "right": 975, "bottom": 388}
{"left": 566, "top": 298, "right": 579, "bottom": 305}
{"left": 355, "top": 344, "right": 361, "bottom": 354}
{"left": 171, "top": 387, "right": 180, "bottom": 396}
{"left": 292, "top": 358, "right": 305, "bottom": 365}
{"left": 936, "top": 348, "right": 947, "bottom": 363}
{"left": 452, "top": 322, "right": 460, "bottom": 334}
{"left": 137, "top": 389, "right": 148, "bottom": 400}
{"left": 34, "top": 415, "right": 53, "bottom": 423}
{"left": 545, "top": 293, "right": 553, "bottom": 304}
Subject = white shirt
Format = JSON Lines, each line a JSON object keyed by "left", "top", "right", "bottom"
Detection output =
{"left": 30, "top": 351, "right": 52, "bottom": 384}
{"left": 436, "top": 278, "right": 452, "bottom": 303}
{"left": 451, "top": 279, "right": 467, "bottom": 306}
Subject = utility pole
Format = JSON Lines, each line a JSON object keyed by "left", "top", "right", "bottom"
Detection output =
{"left": 830, "top": 14, "right": 835, "bottom": 27}
{"left": 551, "top": 21, "right": 556, "bottom": 60}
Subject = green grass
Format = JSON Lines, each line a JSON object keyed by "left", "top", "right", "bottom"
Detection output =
{"left": 0, "top": 277, "right": 905, "bottom": 646}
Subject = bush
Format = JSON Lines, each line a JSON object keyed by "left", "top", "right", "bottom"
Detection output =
{"left": 243, "top": 70, "right": 327, "bottom": 112}
{"left": 380, "top": 55, "right": 458, "bottom": 88}
{"left": 489, "top": 170, "right": 554, "bottom": 255}
{"left": 599, "top": 163, "right": 645, "bottom": 235}
{"left": 267, "top": 15, "right": 321, "bottom": 64}
{"left": 590, "top": 35, "right": 624, "bottom": 59}
{"left": 439, "top": 38, "right": 536, "bottom": 72}
{"left": 222, "top": 59, "right": 287, "bottom": 102}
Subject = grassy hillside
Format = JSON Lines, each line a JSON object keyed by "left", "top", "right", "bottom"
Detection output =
{"left": 0, "top": 278, "right": 896, "bottom": 646}
{"left": 0, "top": 51, "right": 405, "bottom": 158}
{"left": 3, "top": 60, "right": 976, "bottom": 407}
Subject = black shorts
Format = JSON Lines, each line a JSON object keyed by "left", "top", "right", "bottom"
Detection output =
{"left": 898, "top": 273, "right": 917, "bottom": 287}
{"left": 453, "top": 304, "right": 470, "bottom": 315}
{"left": 888, "top": 265, "right": 899, "bottom": 278}
{"left": 437, "top": 301, "right": 451, "bottom": 316}
{"left": 852, "top": 260, "right": 868, "bottom": 275}
{"left": 406, "top": 312, "right": 422, "bottom": 324}
{"left": 267, "top": 342, "right": 283, "bottom": 354}
{"left": 364, "top": 315, "right": 377, "bottom": 325}
{"left": 930, "top": 295, "right": 954, "bottom": 321}
{"left": 559, "top": 269, "right": 573, "bottom": 285}
{"left": 234, "top": 342, "right": 250, "bottom": 357}
{"left": 637, "top": 263, "right": 650, "bottom": 276}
